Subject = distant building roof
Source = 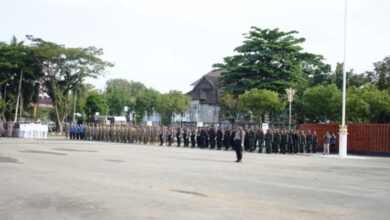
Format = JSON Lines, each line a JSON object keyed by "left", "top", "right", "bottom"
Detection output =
{"left": 187, "top": 69, "right": 223, "bottom": 105}
{"left": 30, "top": 96, "right": 54, "bottom": 109}
{"left": 190, "top": 69, "right": 224, "bottom": 86}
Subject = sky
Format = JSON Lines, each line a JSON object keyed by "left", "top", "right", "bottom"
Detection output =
{"left": 1, "top": 0, "right": 389, "bottom": 93}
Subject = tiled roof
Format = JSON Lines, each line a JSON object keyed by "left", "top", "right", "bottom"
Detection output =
{"left": 190, "top": 69, "right": 224, "bottom": 86}
{"left": 187, "top": 69, "right": 223, "bottom": 104}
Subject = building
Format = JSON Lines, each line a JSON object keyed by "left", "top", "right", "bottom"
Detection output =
{"left": 186, "top": 69, "right": 223, "bottom": 124}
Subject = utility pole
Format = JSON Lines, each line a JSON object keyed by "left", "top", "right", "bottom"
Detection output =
{"left": 73, "top": 90, "right": 77, "bottom": 123}
{"left": 14, "top": 70, "right": 23, "bottom": 122}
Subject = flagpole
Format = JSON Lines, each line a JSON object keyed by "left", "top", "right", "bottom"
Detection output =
{"left": 339, "top": 0, "right": 348, "bottom": 158}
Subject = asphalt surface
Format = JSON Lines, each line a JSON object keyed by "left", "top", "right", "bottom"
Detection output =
{"left": 1, "top": 138, "right": 390, "bottom": 220}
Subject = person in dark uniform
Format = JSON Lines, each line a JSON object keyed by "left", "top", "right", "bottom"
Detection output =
{"left": 287, "top": 130, "right": 294, "bottom": 153}
{"left": 190, "top": 127, "right": 196, "bottom": 148}
{"left": 230, "top": 129, "right": 235, "bottom": 150}
{"left": 183, "top": 127, "right": 189, "bottom": 147}
{"left": 272, "top": 129, "right": 281, "bottom": 153}
{"left": 233, "top": 125, "right": 245, "bottom": 162}
{"left": 216, "top": 127, "right": 223, "bottom": 150}
{"left": 13, "top": 122, "right": 20, "bottom": 138}
{"left": 330, "top": 133, "right": 337, "bottom": 154}
{"left": 202, "top": 128, "right": 209, "bottom": 148}
{"left": 196, "top": 127, "right": 202, "bottom": 148}
{"left": 300, "top": 130, "right": 306, "bottom": 153}
{"left": 159, "top": 126, "right": 164, "bottom": 146}
{"left": 208, "top": 127, "right": 216, "bottom": 149}
{"left": 244, "top": 128, "right": 250, "bottom": 151}
{"left": 312, "top": 131, "right": 318, "bottom": 153}
{"left": 265, "top": 129, "right": 273, "bottom": 154}
{"left": 223, "top": 128, "right": 231, "bottom": 150}
{"left": 167, "top": 127, "right": 173, "bottom": 146}
{"left": 176, "top": 127, "right": 181, "bottom": 147}
{"left": 248, "top": 128, "right": 256, "bottom": 152}
{"left": 3, "top": 121, "right": 8, "bottom": 137}
{"left": 293, "top": 130, "right": 299, "bottom": 153}
{"left": 200, "top": 128, "right": 206, "bottom": 148}
{"left": 280, "top": 130, "right": 288, "bottom": 154}
{"left": 257, "top": 129, "right": 264, "bottom": 153}
{"left": 306, "top": 130, "right": 313, "bottom": 153}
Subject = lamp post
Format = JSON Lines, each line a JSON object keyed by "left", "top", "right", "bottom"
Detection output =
{"left": 73, "top": 90, "right": 77, "bottom": 124}
{"left": 285, "top": 88, "right": 296, "bottom": 130}
{"left": 339, "top": 0, "right": 348, "bottom": 158}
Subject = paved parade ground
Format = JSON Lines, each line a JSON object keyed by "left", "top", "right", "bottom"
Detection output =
{"left": 1, "top": 138, "right": 390, "bottom": 220}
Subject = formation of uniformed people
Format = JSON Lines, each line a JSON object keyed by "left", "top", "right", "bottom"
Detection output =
{"left": 66, "top": 123, "right": 320, "bottom": 155}
{"left": 0, "top": 121, "right": 48, "bottom": 139}
{"left": 0, "top": 121, "right": 20, "bottom": 137}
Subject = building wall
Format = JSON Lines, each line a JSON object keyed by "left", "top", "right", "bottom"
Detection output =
{"left": 186, "top": 100, "right": 220, "bottom": 123}
{"left": 299, "top": 124, "right": 390, "bottom": 154}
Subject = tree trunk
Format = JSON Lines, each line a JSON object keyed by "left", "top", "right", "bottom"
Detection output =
{"left": 54, "top": 101, "right": 63, "bottom": 133}
{"left": 14, "top": 70, "right": 23, "bottom": 122}
{"left": 20, "top": 91, "right": 23, "bottom": 119}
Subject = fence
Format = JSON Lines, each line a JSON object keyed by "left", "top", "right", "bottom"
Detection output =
{"left": 299, "top": 124, "right": 390, "bottom": 155}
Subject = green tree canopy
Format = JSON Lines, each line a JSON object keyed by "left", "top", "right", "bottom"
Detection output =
{"left": 346, "top": 87, "right": 371, "bottom": 123}
{"left": 237, "top": 88, "right": 285, "bottom": 123}
{"left": 105, "top": 79, "right": 146, "bottom": 116}
{"left": 219, "top": 93, "right": 238, "bottom": 125}
{"left": 84, "top": 91, "right": 109, "bottom": 121}
{"left": 106, "top": 79, "right": 146, "bottom": 97}
{"left": 347, "top": 85, "right": 390, "bottom": 123}
{"left": 214, "top": 27, "right": 327, "bottom": 95}
{"left": 0, "top": 36, "right": 42, "bottom": 121}
{"left": 330, "top": 63, "right": 369, "bottom": 89}
{"left": 366, "top": 56, "right": 390, "bottom": 90}
{"left": 302, "top": 84, "right": 341, "bottom": 122}
{"left": 135, "top": 88, "right": 161, "bottom": 122}
{"left": 27, "top": 35, "right": 113, "bottom": 130}
{"left": 156, "top": 90, "right": 190, "bottom": 125}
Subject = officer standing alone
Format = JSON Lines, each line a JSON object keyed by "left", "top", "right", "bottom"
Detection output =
{"left": 233, "top": 125, "right": 245, "bottom": 162}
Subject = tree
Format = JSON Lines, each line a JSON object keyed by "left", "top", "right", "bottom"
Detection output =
{"left": 28, "top": 35, "right": 112, "bottom": 131}
{"left": 106, "top": 87, "right": 133, "bottom": 115}
{"left": 0, "top": 36, "right": 42, "bottom": 121}
{"left": 219, "top": 93, "right": 239, "bottom": 125}
{"left": 346, "top": 87, "right": 371, "bottom": 123}
{"left": 347, "top": 85, "right": 390, "bottom": 123}
{"left": 105, "top": 79, "right": 146, "bottom": 115}
{"left": 302, "top": 84, "right": 341, "bottom": 122}
{"left": 237, "top": 89, "right": 285, "bottom": 123}
{"left": 84, "top": 91, "right": 109, "bottom": 121}
{"left": 332, "top": 63, "right": 368, "bottom": 89}
{"left": 366, "top": 56, "right": 390, "bottom": 90}
{"left": 307, "top": 63, "right": 333, "bottom": 87}
{"left": 106, "top": 79, "right": 146, "bottom": 97}
{"left": 360, "top": 85, "right": 390, "bottom": 123}
{"left": 135, "top": 88, "right": 161, "bottom": 122}
{"left": 214, "top": 27, "right": 327, "bottom": 95}
{"left": 156, "top": 90, "right": 190, "bottom": 125}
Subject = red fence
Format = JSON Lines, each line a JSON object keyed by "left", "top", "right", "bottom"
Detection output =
{"left": 299, "top": 124, "right": 390, "bottom": 154}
